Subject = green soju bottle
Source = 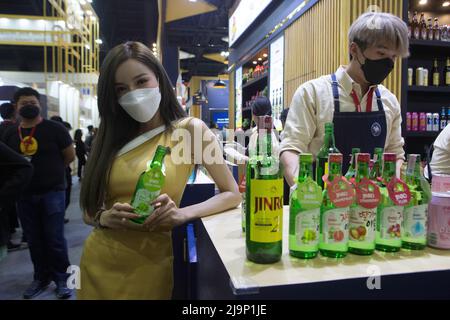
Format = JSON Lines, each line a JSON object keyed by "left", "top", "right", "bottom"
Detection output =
{"left": 348, "top": 153, "right": 380, "bottom": 255}
{"left": 402, "top": 154, "right": 431, "bottom": 250}
{"left": 319, "top": 153, "right": 352, "bottom": 258}
{"left": 376, "top": 153, "right": 407, "bottom": 252}
{"left": 289, "top": 153, "right": 322, "bottom": 259}
{"left": 131, "top": 145, "right": 170, "bottom": 224}
{"left": 369, "top": 147, "right": 384, "bottom": 182}
{"left": 246, "top": 116, "right": 284, "bottom": 264}
{"left": 316, "top": 123, "right": 341, "bottom": 190}
{"left": 345, "top": 148, "right": 361, "bottom": 181}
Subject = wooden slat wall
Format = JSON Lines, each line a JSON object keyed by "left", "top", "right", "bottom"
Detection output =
{"left": 284, "top": 0, "right": 403, "bottom": 108}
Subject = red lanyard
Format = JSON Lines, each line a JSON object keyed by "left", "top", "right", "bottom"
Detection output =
{"left": 349, "top": 88, "right": 375, "bottom": 113}
{"left": 18, "top": 125, "right": 37, "bottom": 148}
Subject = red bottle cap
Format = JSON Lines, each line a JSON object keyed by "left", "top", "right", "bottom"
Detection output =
{"left": 328, "top": 153, "right": 343, "bottom": 163}
{"left": 357, "top": 153, "right": 370, "bottom": 163}
{"left": 383, "top": 153, "right": 397, "bottom": 162}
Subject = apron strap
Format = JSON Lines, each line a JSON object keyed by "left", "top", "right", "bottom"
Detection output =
{"left": 374, "top": 88, "right": 384, "bottom": 112}
{"left": 331, "top": 74, "right": 340, "bottom": 112}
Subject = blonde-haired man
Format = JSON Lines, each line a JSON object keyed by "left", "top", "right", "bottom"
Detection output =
{"left": 281, "top": 12, "right": 409, "bottom": 185}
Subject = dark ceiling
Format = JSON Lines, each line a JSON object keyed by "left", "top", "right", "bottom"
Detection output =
{"left": 0, "top": 0, "right": 233, "bottom": 81}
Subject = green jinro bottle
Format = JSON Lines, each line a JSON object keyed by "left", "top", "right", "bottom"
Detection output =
{"left": 348, "top": 153, "right": 379, "bottom": 255}
{"left": 345, "top": 148, "right": 361, "bottom": 181}
{"left": 319, "top": 153, "right": 352, "bottom": 258}
{"left": 130, "top": 145, "right": 169, "bottom": 224}
{"left": 402, "top": 154, "right": 431, "bottom": 250}
{"left": 246, "top": 116, "right": 284, "bottom": 264}
{"left": 316, "top": 123, "right": 341, "bottom": 190}
{"left": 376, "top": 153, "right": 405, "bottom": 252}
{"left": 289, "top": 153, "right": 322, "bottom": 259}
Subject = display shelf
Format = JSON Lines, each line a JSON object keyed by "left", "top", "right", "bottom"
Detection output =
{"left": 404, "top": 131, "right": 440, "bottom": 137}
{"left": 408, "top": 86, "right": 450, "bottom": 93}
{"left": 409, "top": 39, "right": 450, "bottom": 49}
{"left": 242, "top": 74, "right": 268, "bottom": 90}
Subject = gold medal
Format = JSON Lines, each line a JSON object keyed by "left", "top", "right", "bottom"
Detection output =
{"left": 20, "top": 136, "right": 38, "bottom": 156}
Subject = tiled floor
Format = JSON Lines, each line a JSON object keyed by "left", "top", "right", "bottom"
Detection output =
{"left": 0, "top": 178, "right": 92, "bottom": 300}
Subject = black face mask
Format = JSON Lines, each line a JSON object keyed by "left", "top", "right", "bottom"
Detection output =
{"left": 358, "top": 53, "right": 395, "bottom": 85}
{"left": 19, "top": 104, "right": 40, "bottom": 119}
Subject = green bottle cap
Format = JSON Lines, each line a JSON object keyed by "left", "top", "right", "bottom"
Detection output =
{"left": 299, "top": 153, "right": 313, "bottom": 163}
{"left": 352, "top": 148, "right": 361, "bottom": 153}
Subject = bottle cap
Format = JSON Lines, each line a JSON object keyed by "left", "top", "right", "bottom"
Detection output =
{"left": 357, "top": 153, "right": 370, "bottom": 163}
{"left": 299, "top": 153, "right": 313, "bottom": 163}
{"left": 328, "top": 153, "right": 343, "bottom": 163}
{"left": 383, "top": 153, "right": 397, "bottom": 162}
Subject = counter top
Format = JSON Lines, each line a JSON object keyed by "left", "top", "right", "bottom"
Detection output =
{"left": 201, "top": 206, "right": 450, "bottom": 293}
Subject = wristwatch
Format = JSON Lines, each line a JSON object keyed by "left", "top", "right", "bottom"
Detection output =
{"left": 93, "top": 208, "right": 108, "bottom": 229}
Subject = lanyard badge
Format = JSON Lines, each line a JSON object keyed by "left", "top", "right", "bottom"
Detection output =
{"left": 18, "top": 125, "right": 38, "bottom": 157}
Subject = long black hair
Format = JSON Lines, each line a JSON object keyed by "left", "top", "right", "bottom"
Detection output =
{"left": 80, "top": 41, "right": 187, "bottom": 216}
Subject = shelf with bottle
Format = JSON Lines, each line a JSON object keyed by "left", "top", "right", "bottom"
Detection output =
{"left": 407, "top": 57, "right": 450, "bottom": 89}
{"left": 408, "top": 11, "right": 449, "bottom": 43}
{"left": 242, "top": 73, "right": 268, "bottom": 89}
{"left": 405, "top": 108, "right": 449, "bottom": 136}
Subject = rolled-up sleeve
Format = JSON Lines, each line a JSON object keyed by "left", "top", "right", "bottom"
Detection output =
{"left": 384, "top": 94, "right": 405, "bottom": 161}
{"left": 280, "top": 83, "right": 316, "bottom": 156}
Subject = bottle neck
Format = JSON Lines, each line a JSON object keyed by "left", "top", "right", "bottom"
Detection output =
{"left": 298, "top": 161, "right": 313, "bottom": 184}
{"left": 257, "top": 128, "right": 272, "bottom": 156}
{"left": 382, "top": 161, "right": 396, "bottom": 182}
{"left": 356, "top": 161, "right": 369, "bottom": 182}
{"left": 329, "top": 162, "right": 342, "bottom": 182}
{"left": 150, "top": 150, "right": 167, "bottom": 169}
{"left": 323, "top": 129, "right": 335, "bottom": 150}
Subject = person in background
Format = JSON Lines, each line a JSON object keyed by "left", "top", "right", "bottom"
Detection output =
{"left": 0, "top": 102, "right": 22, "bottom": 249}
{"left": 248, "top": 96, "right": 280, "bottom": 158}
{"left": 429, "top": 124, "right": 450, "bottom": 176}
{"left": 2, "top": 87, "right": 75, "bottom": 299}
{"left": 50, "top": 116, "right": 72, "bottom": 223}
{"left": 84, "top": 125, "right": 95, "bottom": 153}
{"left": 0, "top": 141, "right": 33, "bottom": 261}
{"left": 280, "top": 12, "right": 409, "bottom": 186}
{"left": 74, "top": 129, "right": 87, "bottom": 180}
{"left": 78, "top": 41, "right": 240, "bottom": 299}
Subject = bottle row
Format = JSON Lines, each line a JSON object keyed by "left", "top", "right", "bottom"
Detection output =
{"left": 243, "top": 120, "right": 444, "bottom": 264}
{"left": 408, "top": 11, "right": 450, "bottom": 42}
{"left": 408, "top": 58, "right": 450, "bottom": 87}
{"left": 242, "top": 61, "right": 269, "bottom": 84}
{"left": 406, "top": 109, "right": 449, "bottom": 132}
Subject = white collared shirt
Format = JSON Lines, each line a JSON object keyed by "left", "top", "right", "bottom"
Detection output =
{"left": 430, "top": 124, "right": 450, "bottom": 176}
{"left": 280, "top": 66, "right": 405, "bottom": 160}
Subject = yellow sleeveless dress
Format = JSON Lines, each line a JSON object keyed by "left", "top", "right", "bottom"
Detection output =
{"left": 78, "top": 118, "right": 195, "bottom": 299}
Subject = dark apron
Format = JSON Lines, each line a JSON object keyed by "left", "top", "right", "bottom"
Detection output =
{"left": 331, "top": 73, "right": 387, "bottom": 173}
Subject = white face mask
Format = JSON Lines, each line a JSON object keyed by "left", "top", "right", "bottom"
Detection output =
{"left": 118, "top": 87, "right": 161, "bottom": 123}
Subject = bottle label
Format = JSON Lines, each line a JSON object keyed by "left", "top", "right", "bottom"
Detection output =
{"left": 296, "top": 178, "right": 323, "bottom": 210}
{"left": 250, "top": 178, "right": 284, "bottom": 243}
{"left": 295, "top": 208, "right": 320, "bottom": 246}
{"left": 387, "top": 178, "right": 411, "bottom": 206}
{"left": 403, "top": 204, "right": 428, "bottom": 238}
{"left": 322, "top": 208, "right": 349, "bottom": 244}
{"left": 380, "top": 206, "right": 403, "bottom": 240}
{"left": 324, "top": 176, "right": 355, "bottom": 208}
{"left": 349, "top": 206, "right": 376, "bottom": 242}
{"left": 131, "top": 189, "right": 159, "bottom": 216}
{"left": 421, "top": 29, "right": 427, "bottom": 40}
{"left": 241, "top": 195, "right": 246, "bottom": 232}
{"left": 355, "top": 178, "right": 381, "bottom": 209}
{"left": 433, "top": 73, "right": 440, "bottom": 86}
{"left": 414, "top": 28, "right": 420, "bottom": 39}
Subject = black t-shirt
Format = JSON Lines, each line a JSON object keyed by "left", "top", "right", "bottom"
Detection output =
{"left": 2, "top": 119, "right": 73, "bottom": 194}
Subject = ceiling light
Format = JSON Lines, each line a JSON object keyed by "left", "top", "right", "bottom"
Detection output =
{"left": 263, "top": 53, "right": 268, "bottom": 58}
{"left": 258, "top": 58, "right": 262, "bottom": 61}
{"left": 95, "top": 38, "right": 102, "bottom": 44}
{"left": 85, "top": 44, "right": 91, "bottom": 50}
{"left": 189, "top": 0, "right": 197, "bottom": 2}
{"left": 419, "top": 0, "right": 427, "bottom": 5}
{"left": 213, "top": 78, "right": 226, "bottom": 89}
{"left": 153, "top": 43, "right": 157, "bottom": 47}
{"left": 443, "top": 1, "right": 450, "bottom": 6}
{"left": 86, "top": 0, "right": 93, "bottom": 3}
{"left": 86, "top": 10, "right": 93, "bottom": 16}
{"left": 79, "top": 0, "right": 87, "bottom": 5}
{"left": 253, "top": 61, "right": 257, "bottom": 64}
